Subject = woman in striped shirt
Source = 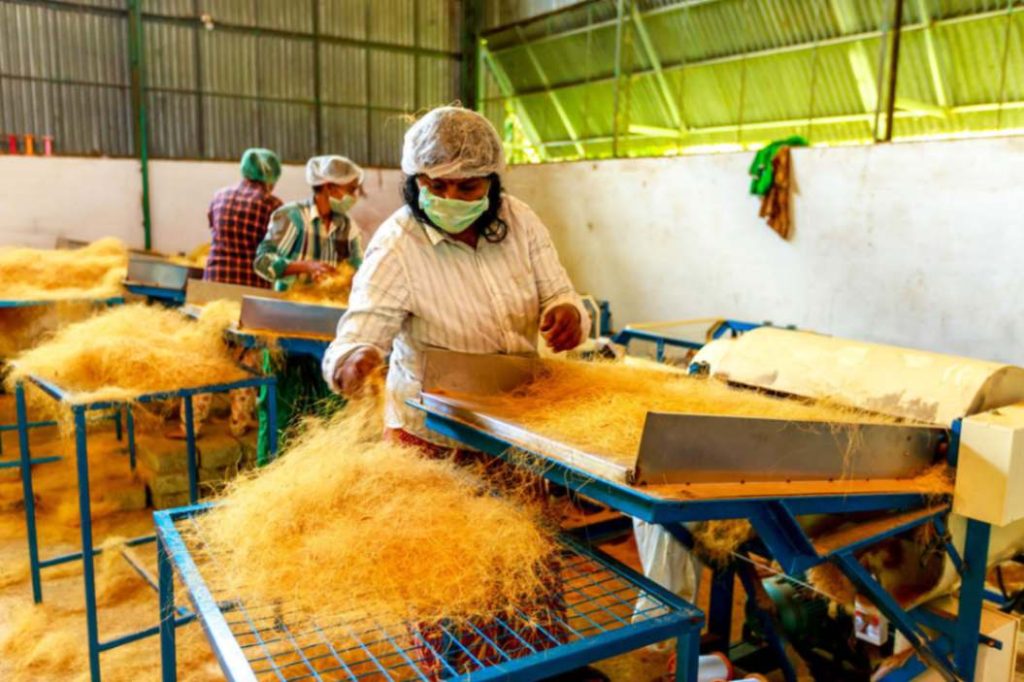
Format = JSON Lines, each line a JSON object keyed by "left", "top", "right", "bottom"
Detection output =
{"left": 323, "top": 106, "right": 590, "bottom": 445}
{"left": 323, "top": 106, "right": 604, "bottom": 681}
{"left": 250, "top": 155, "right": 365, "bottom": 459}
{"left": 254, "top": 155, "right": 364, "bottom": 291}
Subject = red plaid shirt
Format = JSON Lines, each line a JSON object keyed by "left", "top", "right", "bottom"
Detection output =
{"left": 203, "top": 180, "right": 283, "bottom": 288}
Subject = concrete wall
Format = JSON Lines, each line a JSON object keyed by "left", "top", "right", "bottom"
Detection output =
{"left": 0, "top": 156, "right": 405, "bottom": 253}
{"left": 0, "top": 156, "right": 141, "bottom": 248}
{"left": 504, "top": 136, "right": 1024, "bottom": 364}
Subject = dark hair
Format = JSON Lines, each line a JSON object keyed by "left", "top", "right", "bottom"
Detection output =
{"left": 402, "top": 173, "right": 508, "bottom": 243}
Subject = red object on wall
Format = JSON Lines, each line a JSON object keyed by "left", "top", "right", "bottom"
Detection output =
{"left": 6, "top": 134, "right": 17, "bottom": 154}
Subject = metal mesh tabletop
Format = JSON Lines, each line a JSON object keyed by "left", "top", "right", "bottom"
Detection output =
{"left": 157, "top": 506, "right": 703, "bottom": 682}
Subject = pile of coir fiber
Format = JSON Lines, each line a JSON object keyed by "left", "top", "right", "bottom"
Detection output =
{"left": 7, "top": 303, "right": 246, "bottom": 404}
{"left": 0, "top": 301, "right": 97, "bottom": 358}
{"left": 194, "top": 398, "right": 557, "bottom": 626}
{"left": 0, "top": 237, "right": 127, "bottom": 301}
{"left": 284, "top": 261, "right": 356, "bottom": 306}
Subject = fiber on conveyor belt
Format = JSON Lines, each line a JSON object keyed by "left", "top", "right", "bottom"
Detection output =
{"left": 195, "top": 398, "right": 557, "bottom": 626}
{"left": 6, "top": 303, "right": 246, "bottom": 405}
{"left": 485, "top": 360, "right": 909, "bottom": 466}
{"left": 0, "top": 237, "right": 127, "bottom": 302}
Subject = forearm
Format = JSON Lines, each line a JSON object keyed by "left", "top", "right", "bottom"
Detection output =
{"left": 253, "top": 247, "right": 291, "bottom": 283}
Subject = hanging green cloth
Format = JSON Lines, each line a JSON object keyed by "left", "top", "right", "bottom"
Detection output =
{"left": 749, "top": 136, "right": 808, "bottom": 197}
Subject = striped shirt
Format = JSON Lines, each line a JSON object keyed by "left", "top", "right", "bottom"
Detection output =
{"left": 322, "top": 194, "right": 589, "bottom": 443}
{"left": 254, "top": 198, "right": 363, "bottom": 291}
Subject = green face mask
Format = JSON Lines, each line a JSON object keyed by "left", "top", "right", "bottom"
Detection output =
{"left": 418, "top": 185, "right": 489, "bottom": 234}
{"left": 328, "top": 194, "right": 357, "bottom": 215}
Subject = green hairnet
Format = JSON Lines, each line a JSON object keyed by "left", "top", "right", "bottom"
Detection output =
{"left": 240, "top": 148, "right": 282, "bottom": 185}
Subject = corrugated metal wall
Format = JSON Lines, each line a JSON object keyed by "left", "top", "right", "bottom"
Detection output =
{"left": 0, "top": 0, "right": 463, "bottom": 166}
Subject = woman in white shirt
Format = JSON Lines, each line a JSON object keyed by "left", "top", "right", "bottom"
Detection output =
{"left": 323, "top": 107, "right": 607, "bottom": 681}
{"left": 322, "top": 106, "right": 590, "bottom": 446}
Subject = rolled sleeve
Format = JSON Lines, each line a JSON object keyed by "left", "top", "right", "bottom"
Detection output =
{"left": 321, "top": 236, "right": 411, "bottom": 391}
{"left": 254, "top": 207, "right": 299, "bottom": 283}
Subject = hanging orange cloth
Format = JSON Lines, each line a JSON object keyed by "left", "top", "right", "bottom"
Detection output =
{"left": 758, "top": 145, "right": 795, "bottom": 240}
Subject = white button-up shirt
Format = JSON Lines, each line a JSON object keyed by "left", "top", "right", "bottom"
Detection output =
{"left": 322, "top": 194, "right": 590, "bottom": 443}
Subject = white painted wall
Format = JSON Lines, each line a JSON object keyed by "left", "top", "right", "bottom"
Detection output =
{"left": 0, "top": 156, "right": 141, "bottom": 248}
{"left": 505, "top": 136, "right": 1024, "bottom": 364}
{"left": 3, "top": 138, "right": 1022, "bottom": 364}
{"left": 0, "top": 156, "right": 405, "bottom": 253}
{"left": 147, "top": 160, "right": 404, "bottom": 253}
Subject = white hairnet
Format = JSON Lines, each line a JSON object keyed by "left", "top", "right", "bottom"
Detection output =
{"left": 305, "top": 155, "right": 364, "bottom": 187}
{"left": 401, "top": 106, "right": 505, "bottom": 179}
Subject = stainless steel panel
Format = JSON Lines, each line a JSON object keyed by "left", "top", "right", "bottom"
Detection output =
{"left": 634, "top": 413, "right": 946, "bottom": 485}
{"left": 238, "top": 296, "right": 345, "bottom": 337}
{"left": 126, "top": 255, "right": 200, "bottom": 289}
{"left": 421, "top": 349, "right": 539, "bottom": 395}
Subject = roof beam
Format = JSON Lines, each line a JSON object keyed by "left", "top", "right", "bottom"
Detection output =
{"left": 514, "top": 26, "right": 586, "bottom": 157}
{"left": 480, "top": 43, "right": 548, "bottom": 161}
{"left": 629, "top": 2, "right": 686, "bottom": 132}
{"left": 914, "top": 0, "right": 951, "bottom": 109}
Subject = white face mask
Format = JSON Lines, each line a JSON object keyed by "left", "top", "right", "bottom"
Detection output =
{"left": 418, "top": 185, "right": 489, "bottom": 234}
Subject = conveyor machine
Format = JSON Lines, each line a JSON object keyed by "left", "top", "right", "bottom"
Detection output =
{"left": 414, "top": 328, "right": 1024, "bottom": 681}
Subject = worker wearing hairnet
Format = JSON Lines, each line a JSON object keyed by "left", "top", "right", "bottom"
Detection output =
{"left": 247, "top": 155, "right": 365, "bottom": 464}
{"left": 323, "top": 106, "right": 590, "bottom": 443}
{"left": 171, "top": 148, "right": 282, "bottom": 443}
{"left": 205, "top": 147, "right": 283, "bottom": 288}
{"left": 322, "top": 108, "right": 603, "bottom": 681}
{"left": 254, "top": 154, "right": 364, "bottom": 291}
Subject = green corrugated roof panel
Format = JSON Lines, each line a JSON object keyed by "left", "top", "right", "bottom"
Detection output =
{"left": 483, "top": 0, "right": 1024, "bottom": 162}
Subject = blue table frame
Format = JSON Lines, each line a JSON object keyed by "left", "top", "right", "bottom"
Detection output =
{"left": 15, "top": 371, "right": 279, "bottom": 682}
{"left": 612, "top": 319, "right": 763, "bottom": 362}
{"left": 156, "top": 503, "right": 705, "bottom": 682}
{"left": 224, "top": 327, "right": 330, "bottom": 362}
{"left": 0, "top": 296, "right": 125, "bottom": 469}
{"left": 418, "top": 407, "right": 994, "bottom": 682}
{"left": 124, "top": 283, "right": 185, "bottom": 306}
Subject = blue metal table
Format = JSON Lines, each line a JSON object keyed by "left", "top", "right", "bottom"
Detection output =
{"left": 417, "top": 403, "right": 992, "bottom": 682}
{"left": 156, "top": 503, "right": 705, "bottom": 682}
{"left": 14, "top": 370, "right": 279, "bottom": 682}
{"left": 0, "top": 295, "right": 125, "bottom": 469}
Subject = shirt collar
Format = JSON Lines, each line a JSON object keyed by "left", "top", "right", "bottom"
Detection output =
{"left": 306, "top": 199, "right": 342, "bottom": 236}
{"left": 420, "top": 221, "right": 448, "bottom": 247}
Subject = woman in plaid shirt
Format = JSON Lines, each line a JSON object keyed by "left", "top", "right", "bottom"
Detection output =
{"left": 175, "top": 148, "right": 282, "bottom": 444}
{"left": 203, "top": 148, "right": 283, "bottom": 288}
